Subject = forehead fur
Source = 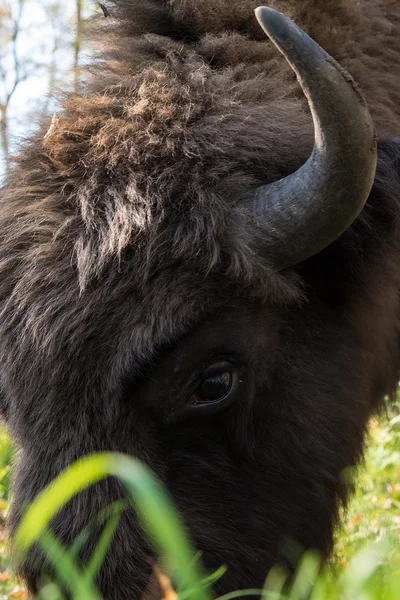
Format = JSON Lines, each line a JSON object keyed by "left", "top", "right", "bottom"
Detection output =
{"left": 12, "top": 0, "right": 317, "bottom": 294}
{"left": 7, "top": 0, "right": 399, "bottom": 294}
{"left": 1, "top": 0, "right": 400, "bottom": 373}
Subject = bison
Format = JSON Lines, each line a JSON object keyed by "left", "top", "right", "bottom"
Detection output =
{"left": 1, "top": 0, "right": 400, "bottom": 598}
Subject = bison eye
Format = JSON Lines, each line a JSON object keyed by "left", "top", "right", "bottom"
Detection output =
{"left": 190, "top": 362, "right": 239, "bottom": 415}
{"left": 196, "top": 371, "right": 232, "bottom": 401}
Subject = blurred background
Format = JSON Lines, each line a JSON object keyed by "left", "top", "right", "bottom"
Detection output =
{"left": 0, "top": 0, "right": 96, "bottom": 181}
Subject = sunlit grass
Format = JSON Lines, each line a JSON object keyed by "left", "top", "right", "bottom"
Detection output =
{"left": 334, "top": 406, "right": 400, "bottom": 571}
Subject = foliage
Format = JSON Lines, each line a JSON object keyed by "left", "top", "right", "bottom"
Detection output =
{"left": 0, "top": 0, "right": 95, "bottom": 179}
{"left": 334, "top": 405, "right": 400, "bottom": 571}
{"left": 0, "top": 400, "right": 398, "bottom": 599}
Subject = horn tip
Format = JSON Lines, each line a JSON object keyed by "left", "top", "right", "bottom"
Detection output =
{"left": 254, "top": 6, "right": 278, "bottom": 17}
{"left": 255, "top": 6, "right": 302, "bottom": 51}
{"left": 254, "top": 6, "right": 285, "bottom": 31}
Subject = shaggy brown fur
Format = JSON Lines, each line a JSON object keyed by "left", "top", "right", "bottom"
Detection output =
{"left": 1, "top": 1, "right": 400, "bottom": 598}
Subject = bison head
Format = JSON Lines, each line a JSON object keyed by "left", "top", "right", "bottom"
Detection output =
{"left": 1, "top": 2, "right": 398, "bottom": 599}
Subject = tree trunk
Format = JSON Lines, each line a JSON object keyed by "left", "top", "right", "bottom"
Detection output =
{"left": 0, "top": 105, "right": 9, "bottom": 177}
{"left": 73, "top": 0, "right": 83, "bottom": 94}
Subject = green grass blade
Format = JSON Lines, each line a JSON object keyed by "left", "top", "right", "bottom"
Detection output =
{"left": 83, "top": 508, "right": 122, "bottom": 586}
{"left": 38, "top": 529, "right": 101, "bottom": 600}
{"left": 36, "top": 582, "right": 65, "bottom": 600}
{"left": 13, "top": 452, "right": 210, "bottom": 600}
{"left": 287, "top": 551, "right": 320, "bottom": 600}
{"left": 262, "top": 564, "right": 289, "bottom": 600}
{"left": 66, "top": 499, "right": 127, "bottom": 566}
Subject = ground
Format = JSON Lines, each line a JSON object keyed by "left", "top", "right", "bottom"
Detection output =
{"left": 0, "top": 401, "right": 399, "bottom": 599}
{"left": 334, "top": 402, "right": 400, "bottom": 570}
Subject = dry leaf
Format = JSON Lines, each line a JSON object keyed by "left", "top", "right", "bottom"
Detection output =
{"left": 154, "top": 566, "right": 178, "bottom": 600}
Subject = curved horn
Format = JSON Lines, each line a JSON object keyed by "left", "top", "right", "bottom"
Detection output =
{"left": 246, "top": 7, "right": 377, "bottom": 268}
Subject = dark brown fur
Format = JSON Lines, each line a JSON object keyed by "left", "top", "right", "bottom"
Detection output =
{"left": 1, "top": 1, "right": 400, "bottom": 598}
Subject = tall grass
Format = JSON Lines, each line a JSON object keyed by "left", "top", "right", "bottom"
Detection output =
{"left": 0, "top": 402, "right": 399, "bottom": 599}
{"left": 11, "top": 450, "right": 400, "bottom": 600}
{"left": 14, "top": 453, "right": 210, "bottom": 600}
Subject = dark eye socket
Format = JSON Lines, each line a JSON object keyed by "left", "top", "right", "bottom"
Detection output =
{"left": 167, "top": 361, "right": 243, "bottom": 423}
{"left": 193, "top": 371, "right": 233, "bottom": 404}
{"left": 188, "top": 362, "right": 240, "bottom": 415}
